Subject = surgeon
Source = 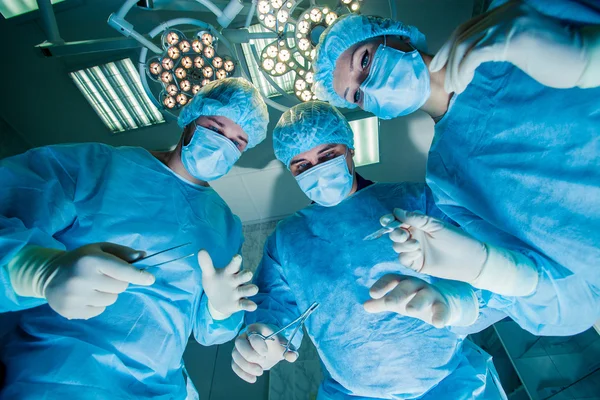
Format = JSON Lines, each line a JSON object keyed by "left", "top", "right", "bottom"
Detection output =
{"left": 0, "top": 77, "right": 268, "bottom": 399}
{"left": 313, "top": 2, "right": 600, "bottom": 336}
{"left": 231, "top": 101, "right": 507, "bottom": 399}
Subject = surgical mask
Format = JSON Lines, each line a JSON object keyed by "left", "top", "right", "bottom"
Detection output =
{"left": 295, "top": 152, "right": 354, "bottom": 207}
{"left": 181, "top": 124, "right": 241, "bottom": 181}
{"left": 361, "top": 37, "right": 431, "bottom": 120}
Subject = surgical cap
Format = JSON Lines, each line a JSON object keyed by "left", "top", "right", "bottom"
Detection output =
{"left": 178, "top": 77, "right": 268, "bottom": 149}
{"left": 314, "top": 14, "right": 427, "bottom": 108}
{"left": 273, "top": 101, "right": 354, "bottom": 169}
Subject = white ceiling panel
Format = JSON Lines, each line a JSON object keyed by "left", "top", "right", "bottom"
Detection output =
{"left": 242, "top": 166, "right": 310, "bottom": 224}
{"left": 209, "top": 175, "right": 260, "bottom": 222}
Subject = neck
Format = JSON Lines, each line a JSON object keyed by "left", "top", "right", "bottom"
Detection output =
{"left": 348, "top": 170, "right": 359, "bottom": 196}
{"left": 419, "top": 53, "right": 452, "bottom": 122}
{"left": 152, "top": 141, "right": 209, "bottom": 187}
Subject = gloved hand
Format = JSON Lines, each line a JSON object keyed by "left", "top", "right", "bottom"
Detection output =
{"left": 430, "top": 0, "right": 599, "bottom": 93}
{"left": 381, "top": 209, "right": 539, "bottom": 296}
{"left": 231, "top": 323, "right": 298, "bottom": 383}
{"left": 198, "top": 250, "right": 258, "bottom": 320}
{"left": 7, "top": 243, "right": 155, "bottom": 320}
{"left": 364, "top": 274, "right": 479, "bottom": 328}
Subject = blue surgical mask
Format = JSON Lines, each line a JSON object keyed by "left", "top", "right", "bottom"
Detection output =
{"left": 181, "top": 124, "right": 241, "bottom": 181}
{"left": 361, "top": 38, "right": 431, "bottom": 120}
{"left": 295, "top": 152, "right": 354, "bottom": 207}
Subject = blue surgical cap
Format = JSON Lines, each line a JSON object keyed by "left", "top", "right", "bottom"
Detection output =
{"left": 273, "top": 101, "right": 354, "bottom": 169}
{"left": 314, "top": 14, "right": 427, "bottom": 109}
{"left": 178, "top": 77, "right": 268, "bottom": 149}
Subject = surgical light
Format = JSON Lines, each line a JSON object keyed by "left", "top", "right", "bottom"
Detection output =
{"left": 203, "top": 46, "right": 215, "bottom": 59}
{"left": 149, "top": 62, "right": 162, "bottom": 75}
{"left": 181, "top": 56, "right": 193, "bottom": 69}
{"left": 161, "top": 58, "right": 174, "bottom": 70}
{"left": 192, "top": 85, "right": 201, "bottom": 94}
{"left": 271, "top": 0, "right": 283, "bottom": 8}
{"left": 164, "top": 95, "right": 176, "bottom": 108}
{"left": 216, "top": 69, "right": 227, "bottom": 79}
{"left": 166, "top": 84, "right": 178, "bottom": 96}
{"left": 224, "top": 60, "right": 235, "bottom": 72}
{"left": 179, "top": 40, "right": 191, "bottom": 53}
{"left": 201, "top": 32, "right": 213, "bottom": 46}
{"left": 167, "top": 47, "right": 180, "bottom": 59}
{"left": 161, "top": 71, "right": 172, "bottom": 83}
{"left": 180, "top": 80, "right": 191, "bottom": 91}
{"left": 266, "top": 45, "right": 278, "bottom": 58}
{"left": 166, "top": 32, "right": 180, "bottom": 45}
{"left": 203, "top": 66, "right": 214, "bottom": 78}
{"left": 175, "top": 68, "right": 186, "bottom": 79}
{"left": 192, "top": 40, "right": 203, "bottom": 53}
{"left": 264, "top": 14, "right": 276, "bottom": 28}
{"left": 258, "top": 1, "right": 270, "bottom": 13}
{"left": 194, "top": 56, "right": 204, "bottom": 68}
{"left": 176, "top": 93, "right": 188, "bottom": 105}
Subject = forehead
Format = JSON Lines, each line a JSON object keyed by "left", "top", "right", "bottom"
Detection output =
{"left": 333, "top": 44, "right": 357, "bottom": 97}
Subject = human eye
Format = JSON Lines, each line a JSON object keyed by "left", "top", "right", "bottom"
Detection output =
{"left": 353, "top": 89, "right": 362, "bottom": 104}
{"left": 360, "top": 51, "right": 369, "bottom": 70}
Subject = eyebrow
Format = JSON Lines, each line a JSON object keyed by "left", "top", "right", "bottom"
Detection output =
{"left": 290, "top": 157, "right": 306, "bottom": 166}
{"left": 318, "top": 144, "right": 337, "bottom": 154}
{"left": 237, "top": 135, "right": 248, "bottom": 144}
{"left": 207, "top": 116, "right": 224, "bottom": 128}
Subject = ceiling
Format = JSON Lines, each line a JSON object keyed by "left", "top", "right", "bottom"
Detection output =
{"left": 0, "top": 0, "right": 474, "bottom": 224}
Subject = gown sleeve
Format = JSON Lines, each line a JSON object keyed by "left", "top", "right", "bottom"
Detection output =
{"left": 0, "top": 146, "right": 78, "bottom": 312}
{"left": 244, "top": 231, "right": 304, "bottom": 350}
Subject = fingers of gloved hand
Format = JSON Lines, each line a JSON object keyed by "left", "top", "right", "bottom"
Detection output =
{"left": 393, "top": 209, "right": 444, "bottom": 234}
{"left": 405, "top": 288, "right": 436, "bottom": 314}
{"left": 96, "top": 255, "right": 155, "bottom": 286}
{"left": 398, "top": 249, "right": 423, "bottom": 271}
{"left": 248, "top": 333, "right": 270, "bottom": 357}
{"left": 235, "top": 334, "right": 264, "bottom": 364}
{"left": 431, "top": 301, "right": 451, "bottom": 328}
{"left": 86, "top": 291, "right": 119, "bottom": 307}
{"left": 97, "top": 242, "right": 146, "bottom": 263}
{"left": 239, "top": 299, "right": 258, "bottom": 312}
{"left": 284, "top": 350, "right": 298, "bottom": 363}
{"left": 234, "top": 270, "right": 254, "bottom": 285}
{"left": 368, "top": 274, "right": 403, "bottom": 299}
{"left": 236, "top": 283, "right": 259, "bottom": 298}
{"left": 224, "top": 254, "right": 243, "bottom": 274}
{"left": 232, "top": 347, "right": 264, "bottom": 377}
{"left": 364, "top": 278, "right": 423, "bottom": 313}
{"left": 54, "top": 305, "right": 106, "bottom": 320}
{"left": 392, "top": 238, "right": 420, "bottom": 253}
{"left": 197, "top": 250, "right": 216, "bottom": 277}
{"left": 379, "top": 214, "right": 410, "bottom": 231}
{"left": 389, "top": 228, "right": 410, "bottom": 244}
{"left": 231, "top": 360, "right": 258, "bottom": 384}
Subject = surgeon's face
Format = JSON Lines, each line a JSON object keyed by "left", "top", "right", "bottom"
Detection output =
{"left": 333, "top": 35, "right": 413, "bottom": 108}
{"left": 184, "top": 115, "right": 249, "bottom": 152}
{"left": 289, "top": 143, "right": 354, "bottom": 177}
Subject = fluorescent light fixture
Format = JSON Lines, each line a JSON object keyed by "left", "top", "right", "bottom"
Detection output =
{"left": 350, "top": 116, "right": 379, "bottom": 167}
{"left": 241, "top": 24, "right": 295, "bottom": 98}
{"left": 70, "top": 58, "right": 165, "bottom": 133}
{"left": 0, "top": 0, "right": 65, "bottom": 18}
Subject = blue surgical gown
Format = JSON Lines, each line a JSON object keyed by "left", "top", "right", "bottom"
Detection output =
{"left": 246, "top": 182, "right": 506, "bottom": 400}
{"left": 427, "top": 7, "right": 600, "bottom": 336}
{"left": 0, "top": 144, "right": 244, "bottom": 400}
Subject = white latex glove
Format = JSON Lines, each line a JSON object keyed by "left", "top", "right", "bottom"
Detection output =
{"left": 231, "top": 323, "right": 298, "bottom": 383}
{"left": 430, "top": 0, "right": 598, "bottom": 93}
{"left": 364, "top": 274, "right": 479, "bottom": 328}
{"left": 197, "top": 250, "right": 258, "bottom": 320}
{"left": 7, "top": 243, "right": 155, "bottom": 320}
{"left": 381, "top": 210, "right": 539, "bottom": 296}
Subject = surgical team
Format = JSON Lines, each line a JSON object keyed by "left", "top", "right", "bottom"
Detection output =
{"left": 0, "top": 0, "right": 598, "bottom": 399}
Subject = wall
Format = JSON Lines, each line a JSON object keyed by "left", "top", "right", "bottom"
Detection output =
{"left": 0, "top": 118, "right": 31, "bottom": 159}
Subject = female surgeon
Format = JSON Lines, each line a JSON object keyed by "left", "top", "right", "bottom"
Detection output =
{"left": 0, "top": 77, "right": 268, "bottom": 399}
{"left": 313, "top": 1, "right": 600, "bottom": 336}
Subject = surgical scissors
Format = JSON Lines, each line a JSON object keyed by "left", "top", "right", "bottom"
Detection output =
{"left": 363, "top": 220, "right": 402, "bottom": 241}
{"left": 248, "top": 302, "right": 320, "bottom": 357}
{"left": 132, "top": 242, "right": 195, "bottom": 270}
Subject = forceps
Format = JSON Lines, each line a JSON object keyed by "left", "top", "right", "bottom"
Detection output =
{"left": 248, "top": 302, "right": 320, "bottom": 357}
{"left": 363, "top": 220, "right": 402, "bottom": 241}
{"left": 132, "top": 242, "right": 195, "bottom": 270}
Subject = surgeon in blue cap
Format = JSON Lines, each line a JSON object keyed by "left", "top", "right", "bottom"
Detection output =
{"left": 231, "top": 101, "right": 507, "bottom": 400}
{"left": 0, "top": 77, "right": 268, "bottom": 399}
{"left": 313, "top": 3, "right": 600, "bottom": 336}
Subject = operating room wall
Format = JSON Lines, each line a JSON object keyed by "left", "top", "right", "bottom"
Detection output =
{"left": 0, "top": 117, "right": 31, "bottom": 159}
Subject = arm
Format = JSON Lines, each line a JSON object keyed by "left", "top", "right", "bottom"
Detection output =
{"left": 431, "top": 0, "right": 600, "bottom": 93}
{"left": 231, "top": 232, "right": 302, "bottom": 383}
{"left": 244, "top": 232, "right": 303, "bottom": 349}
{"left": 0, "top": 147, "right": 77, "bottom": 312}
{"left": 192, "top": 248, "right": 256, "bottom": 346}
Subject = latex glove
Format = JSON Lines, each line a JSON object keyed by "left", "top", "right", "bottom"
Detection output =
{"left": 198, "top": 250, "right": 258, "bottom": 320}
{"left": 364, "top": 274, "right": 478, "bottom": 328}
{"left": 7, "top": 243, "right": 155, "bottom": 320}
{"left": 430, "top": 0, "right": 598, "bottom": 93}
{"left": 231, "top": 323, "right": 298, "bottom": 383}
{"left": 381, "top": 210, "right": 539, "bottom": 296}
